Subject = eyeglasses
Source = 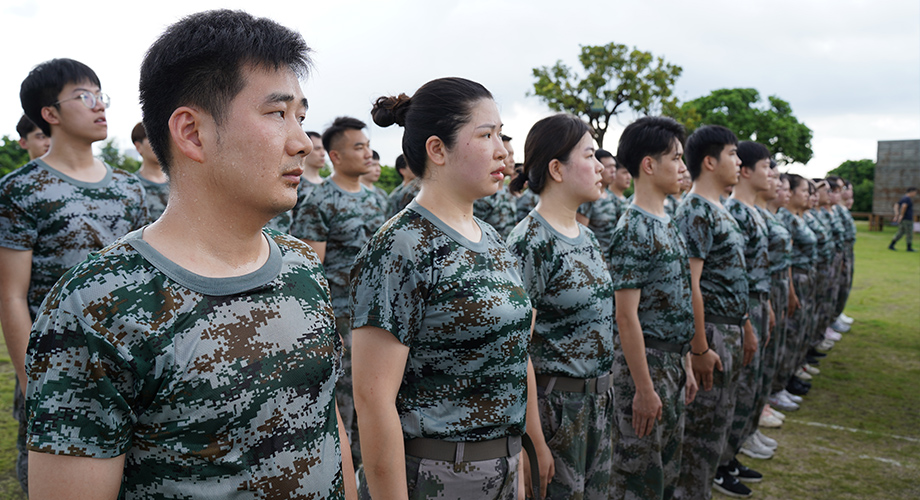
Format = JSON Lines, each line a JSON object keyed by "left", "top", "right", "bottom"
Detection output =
{"left": 53, "top": 91, "right": 111, "bottom": 110}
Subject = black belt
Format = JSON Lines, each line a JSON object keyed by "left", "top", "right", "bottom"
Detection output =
{"left": 705, "top": 314, "right": 748, "bottom": 327}
{"left": 535, "top": 372, "right": 613, "bottom": 394}
{"left": 643, "top": 336, "right": 691, "bottom": 356}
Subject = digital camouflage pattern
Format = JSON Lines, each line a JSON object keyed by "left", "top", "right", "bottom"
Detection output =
{"left": 577, "top": 190, "right": 625, "bottom": 259}
{"left": 663, "top": 194, "right": 681, "bottom": 218}
{"left": 674, "top": 194, "right": 749, "bottom": 319}
{"left": 818, "top": 207, "right": 846, "bottom": 254}
{"left": 611, "top": 338, "right": 685, "bottom": 500}
{"left": 767, "top": 270, "right": 789, "bottom": 396}
{"left": 350, "top": 200, "right": 531, "bottom": 442}
{"left": 783, "top": 269, "right": 817, "bottom": 384}
{"left": 777, "top": 208, "right": 817, "bottom": 271}
{"left": 367, "top": 185, "right": 390, "bottom": 218}
{"left": 725, "top": 198, "right": 771, "bottom": 295}
{"left": 136, "top": 175, "right": 169, "bottom": 222}
{"left": 506, "top": 211, "right": 615, "bottom": 378}
{"left": 833, "top": 205, "right": 856, "bottom": 318}
{"left": 291, "top": 180, "right": 386, "bottom": 317}
{"left": 387, "top": 179, "right": 421, "bottom": 218}
{"left": 804, "top": 210, "right": 832, "bottom": 262}
{"left": 356, "top": 454, "right": 521, "bottom": 500}
{"left": 27, "top": 229, "right": 345, "bottom": 499}
{"left": 515, "top": 189, "right": 538, "bottom": 224}
{"left": 804, "top": 210, "right": 834, "bottom": 344}
{"left": 835, "top": 204, "right": 857, "bottom": 244}
{"left": 723, "top": 296, "right": 768, "bottom": 464}
{"left": 0, "top": 159, "right": 147, "bottom": 319}
{"left": 264, "top": 209, "right": 292, "bottom": 234}
{"left": 609, "top": 205, "right": 693, "bottom": 344}
{"left": 538, "top": 386, "right": 613, "bottom": 500}
{"left": 758, "top": 206, "right": 792, "bottom": 275}
{"left": 473, "top": 186, "right": 517, "bottom": 239}
{"left": 674, "top": 323, "right": 742, "bottom": 500}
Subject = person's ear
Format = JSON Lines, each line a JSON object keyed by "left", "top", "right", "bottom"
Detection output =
{"left": 547, "top": 158, "right": 564, "bottom": 183}
{"left": 426, "top": 136, "right": 447, "bottom": 167}
{"left": 640, "top": 156, "right": 655, "bottom": 177}
{"left": 40, "top": 106, "right": 61, "bottom": 129}
{"left": 169, "top": 106, "right": 206, "bottom": 164}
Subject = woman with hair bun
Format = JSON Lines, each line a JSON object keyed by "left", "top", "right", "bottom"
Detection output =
{"left": 505, "top": 113, "right": 614, "bottom": 499}
{"left": 350, "top": 77, "right": 534, "bottom": 499}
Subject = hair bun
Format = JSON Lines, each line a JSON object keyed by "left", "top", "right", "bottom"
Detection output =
{"left": 371, "top": 93, "right": 411, "bottom": 128}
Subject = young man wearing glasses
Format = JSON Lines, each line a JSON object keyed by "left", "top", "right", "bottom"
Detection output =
{"left": 0, "top": 57, "right": 147, "bottom": 496}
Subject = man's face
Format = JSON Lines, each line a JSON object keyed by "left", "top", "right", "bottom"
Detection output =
{"left": 614, "top": 167, "right": 632, "bottom": 192}
{"left": 652, "top": 140, "right": 686, "bottom": 196}
{"left": 47, "top": 80, "right": 108, "bottom": 143}
{"left": 715, "top": 144, "right": 741, "bottom": 187}
{"left": 745, "top": 158, "right": 771, "bottom": 193}
{"left": 134, "top": 137, "right": 159, "bottom": 165}
{"left": 210, "top": 65, "right": 310, "bottom": 216}
{"left": 330, "top": 129, "right": 372, "bottom": 177}
{"left": 304, "top": 136, "right": 326, "bottom": 170}
{"left": 19, "top": 128, "right": 50, "bottom": 159}
{"left": 599, "top": 157, "right": 617, "bottom": 187}
{"left": 502, "top": 140, "right": 515, "bottom": 176}
{"left": 362, "top": 159, "right": 381, "bottom": 183}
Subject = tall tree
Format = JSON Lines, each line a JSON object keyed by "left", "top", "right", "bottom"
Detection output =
{"left": 530, "top": 42, "right": 682, "bottom": 147}
{"left": 679, "top": 88, "right": 813, "bottom": 165}
{"left": 98, "top": 139, "right": 140, "bottom": 172}
{"left": 829, "top": 159, "right": 875, "bottom": 213}
{"left": 0, "top": 135, "right": 30, "bottom": 177}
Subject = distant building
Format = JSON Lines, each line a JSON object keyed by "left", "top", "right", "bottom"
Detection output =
{"left": 870, "top": 139, "right": 920, "bottom": 231}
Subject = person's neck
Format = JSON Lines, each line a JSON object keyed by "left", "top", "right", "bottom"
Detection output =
{"left": 414, "top": 177, "right": 482, "bottom": 242}
{"left": 632, "top": 180, "right": 668, "bottom": 217}
{"left": 360, "top": 179, "right": 375, "bottom": 190}
{"left": 141, "top": 174, "right": 273, "bottom": 278}
{"left": 534, "top": 186, "right": 581, "bottom": 238}
{"left": 330, "top": 169, "right": 362, "bottom": 193}
{"left": 138, "top": 160, "right": 167, "bottom": 183}
{"left": 41, "top": 135, "right": 105, "bottom": 182}
{"left": 302, "top": 166, "right": 324, "bottom": 184}
{"left": 689, "top": 175, "right": 728, "bottom": 207}
{"left": 610, "top": 185, "right": 626, "bottom": 198}
{"left": 401, "top": 178, "right": 414, "bottom": 187}
{"left": 730, "top": 181, "right": 759, "bottom": 207}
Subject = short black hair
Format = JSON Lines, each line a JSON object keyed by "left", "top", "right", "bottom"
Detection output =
{"left": 907, "top": 187, "right": 918, "bottom": 193}
{"left": 20, "top": 58, "right": 101, "bottom": 136}
{"left": 322, "top": 116, "right": 366, "bottom": 153}
{"left": 825, "top": 175, "right": 843, "bottom": 191}
{"left": 16, "top": 114, "right": 38, "bottom": 139}
{"left": 371, "top": 149, "right": 380, "bottom": 160}
{"left": 511, "top": 113, "right": 592, "bottom": 195}
{"left": 737, "top": 141, "right": 770, "bottom": 170}
{"left": 306, "top": 130, "right": 321, "bottom": 140}
{"left": 139, "top": 9, "right": 312, "bottom": 175}
{"left": 131, "top": 122, "right": 147, "bottom": 144}
{"left": 393, "top": 154, "right": 407, "bottom": 179}
{"left": 684, "top": 125, "right": 738, "bottom": 180}
{"left": 595, "top": 148, "right": 614, "bottom": 161}
{"left": 616, "top": 116, "right": 686, "bottom": 179}
{"left": 501, "top": 134, "right": 512, "bottom": 142}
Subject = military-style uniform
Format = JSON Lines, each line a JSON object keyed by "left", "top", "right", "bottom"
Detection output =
{"left": 833, "top": 204, "right": 857, "bottom": 318}
{"left": 350, "top": 201, "right": 531, "bottom": 499}
{"left": 291, "top": 180, "right": 386, "bottom": 465}
{"left": 577, "top": 189, "right": 625, "bottom": 268}
{"left": 474, "top": 186, "right": 517, "bottom": 239}
{"left": 515, "top": 189, "right": 539, "bottom": 224}
{"left": 387, "top": 178, "right": 421, "bottom": 218}
{"left": 777, "top": 208, "right": 817, "bottom": 385}
{"left": 0, "top": 159, "right": 147, "bottom": 493}
{"left": 506, "top": 210, "right": 615, "bottom": 500}
{"left": 608, "top": 205, "right": 694, "bottom": 500}
{"left": 136, "top": 175, "right": 169, "bottom": 222}
{"left": 758, "top": 206, "right": 792, "bottom": 399}
{"left": 673, "top": 194, "right": 749, "bottom": 500}
{"left": 27, "top": 229, "right": 346, "bottom": 499}
{"left": 804, "top": 210, "right": 833, "bottom": 347}
{"left": 264, "top": 209, "right": 292, "bottom": 233}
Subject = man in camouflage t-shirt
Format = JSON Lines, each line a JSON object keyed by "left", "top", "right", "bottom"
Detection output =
{"left": 607, "top": 117, "right": 695, "bottom": 500}
{"left": 576, "top": 149, "right": 625, "bottom": 269}
{"left": 1, "top": 58, "right": 147, "bottom": 495}
{"left": 132, "top": 121, "right": 169, "bottom": 221}
{"left": 23, "top": 11, "right": 353, "bottom": 498}
{"left": 290, "top": 116, "right": 386, "bottom": 465}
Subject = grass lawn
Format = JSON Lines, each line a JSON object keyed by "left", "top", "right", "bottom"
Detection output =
{"left": 0, "top": 221, "right": 916, "bottom": 498}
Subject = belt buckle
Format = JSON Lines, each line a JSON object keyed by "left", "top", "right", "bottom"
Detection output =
{"left": 595, "top": 373, "right": 612, "bottom": 394}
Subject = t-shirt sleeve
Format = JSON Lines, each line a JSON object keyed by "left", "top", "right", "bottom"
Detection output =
{"left": 289, "top": 187, "right": 330, "bottom": 242}
{"left": 0, "top": 178, "right": 38, "bottom": 251}
{"left": 577, "top": 201, "right": 592, "bottom": 218}
{"left": 505, "top": 226, "right": 546, "bottom": 306}
{"left": 677, "top": 201, "right": 713, "bottom": 260}
{"left": 608, "top": 217, "right": 651, "bottom": 291}
{"left": 26, "top": 295, "right": 136, "bottom": 458}
{"left": 350, "top": 228, "right": 427, "bottom": 345}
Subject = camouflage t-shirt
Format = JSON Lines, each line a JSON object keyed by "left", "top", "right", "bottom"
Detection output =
{"left": 136, "top": 175, "right": 169, "bottom": 222}
{"left": 804, "top": 210, "right": 832, "bottom": 262}
{"left": 291, "top": 180, "right": 386, "bottom": 317}
{"left": 777, "top": 208, "right": 817, "bottom": 270}
{"left": 726, "top": 198, "right": 771, "bottom": 295}
{"left": 576, "top": 189, "right": 624, "bottom": 258}
{"left": 675, "top": 193, "right": 749, "bottom": 319}
{"left": 0, "top": 159, "right": 147, "bottom": 319}
{"left": 757, "top": 206, "right": 792, "bottom": 275}
{"left": 350, "top": 200, "right": 532, "bottom": 442}
{"left": 506, "top": 210, "right": 614, "bottom": 378}
{"left": 819, "top": 207, "right": 845, "bottom": 253}
{"left": 515, "top": 189, "right": 539, "bottom": 223}
{"left": 264, "top": 210, "right": 292, "bottom": 234}
{"left": 834, "top": 204, "right": 857, "bottom": 244}
{"left": 608, "top": 205, "right": 693, "bottom": 344}
{"left": 26, "top": 229, "right": 345, "bottom": 499}
{"left": 366, "top": 185, "right": 390, "bottom": 217}
{"left": 663, "top": 194, "right": 681, "bottom": 217}
{"left": 473, "top": 186, "right": 517, "bottom": 239}
{"left": 387, "top": 179, "right": 421, "bottom": 218}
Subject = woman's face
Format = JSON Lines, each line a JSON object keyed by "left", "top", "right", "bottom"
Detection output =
{"left": 775, "top": 177, "right": 790, "bottom": 206}
{"left": 441, "top": 98, "right": 508, "bottom": 200}
{"left": 789, "top": 181, "right": 810, "bottom": 210}
{"left": 561, "top": 131, "right": 604, "bottom": 204}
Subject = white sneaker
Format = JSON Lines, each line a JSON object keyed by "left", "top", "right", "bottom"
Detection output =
{"left": 831, "top": 320, "right": 851, "bottom": 332}
{"left": 769, "top": 392, "right": 799, "bottom": 411}
{"left": 740, "top": 435, "right": 774, "bottom": 459}
{"left": 825, "top": 328, "right": 842, "bottom": 341}
{"left": 818, "top": 339, "right": 836, "bottom": 351}
{"left": 759, "top": 412, "right": 783, "bottom": 428}
{"left": 839, "top": 313, "right": 855, "bottom": 325}
{"left": 755, "top": 430, "right": 778, "bottom": 449}
{"left": 803, "top": 364, "right": 820, "bottom": 376}
{"left": 769, "top": 407, "right": 786, "bottom": 421}
{"left": 780, "top": 389, "right": 803, "bottom": 404}
{"left": 797, "top": 368, "right": 813, "bottom": 381}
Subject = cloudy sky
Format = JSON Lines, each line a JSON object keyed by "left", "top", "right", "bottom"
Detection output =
{"left": 2, "top": 0, "right": 917, "bottom": 178}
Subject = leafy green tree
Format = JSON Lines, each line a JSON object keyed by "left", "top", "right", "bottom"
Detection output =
{"left": 0, "top": 135, "right": 30, "bottom": 177}
{"left": 98, "top": 139, "right": 140, "bottom": 172}
{"left": 679, "top": 88, "right": 813, "bottom": 165}
{"left": 829, "top": 159, "right": 875, "bottom": 213}
{"left": 376, "top": 165, "right": 401, "bottom": 194}
{"left": 530, "top": 42, "right": 683, "bottom": 148}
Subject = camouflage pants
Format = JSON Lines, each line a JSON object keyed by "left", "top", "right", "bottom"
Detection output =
{"left": 13, "top": 378, "right": 27, "bottom": 495}
{"left": 821, "top": 251, "right": 844, "bottom": 334}
{"left": 891, "top": 219, "right": 913, "bottom": 248}
{"left": 782, "top": 269, "right": 815, "bottom": 384}
{"left": 767, "top": 274, "right": 790, "bottom": 395}
{"left": 336, "top": 316, "right": 360, "bottom": 467}
{"left": 835, "top": 246, "right": 855, "bottom": 318}
{"left": 610, "top": 342, "right": 686, "bottom": 500}
{"left": 723, "top": 297, "right": 768, "bottom": 464}
{"left": 537, "top": 380, "right": 613, "bottom": 499}
{"left": 673, "top": 323, "right": 742, "bottom": 500}
{"left": 358, "top": 454, "right": 520, "bottom": 499}
{"left": 810, "top": 258, "right": 833, "bottom": 347}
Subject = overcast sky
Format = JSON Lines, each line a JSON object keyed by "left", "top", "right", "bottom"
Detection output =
{"left": 2, "top": 0, "right": 918, "bottom": 178}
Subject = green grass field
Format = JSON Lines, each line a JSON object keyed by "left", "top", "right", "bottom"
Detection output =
{"left": 0, "top": 221, "right": 916, "bottom": 498}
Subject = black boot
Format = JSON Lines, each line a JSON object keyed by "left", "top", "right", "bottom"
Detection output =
{"left": 908, "top": 245, "right": 916, "bottom": 252}
{"left": 889, "top": 242, "right": 897, "bottom": 250}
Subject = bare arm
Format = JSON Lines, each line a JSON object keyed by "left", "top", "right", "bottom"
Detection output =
{"left": 688, "top": 258, "right": 722, "bottom": 391}
{"left": 523, "top": 310, "right": 554, "bottom": 497}
{"left": 787, "top": 268, "right": 799, "bottom": 315}
{"left": 615, "top": 288, "right": 661, "bottom": 438}
{"left": 301, "top": 240, "right": 327, "bottom": 263}
{"left": 352, "top": 325, "right": 410, "bottom": 500}
{"left": 0, "top": 247, "right": 34, "bottom": 394}
{"left": 336, "top": 402, "right": 357, "bottom": 500}
{"left": 29, "top": 452, "right": 125, "bottom": 500}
